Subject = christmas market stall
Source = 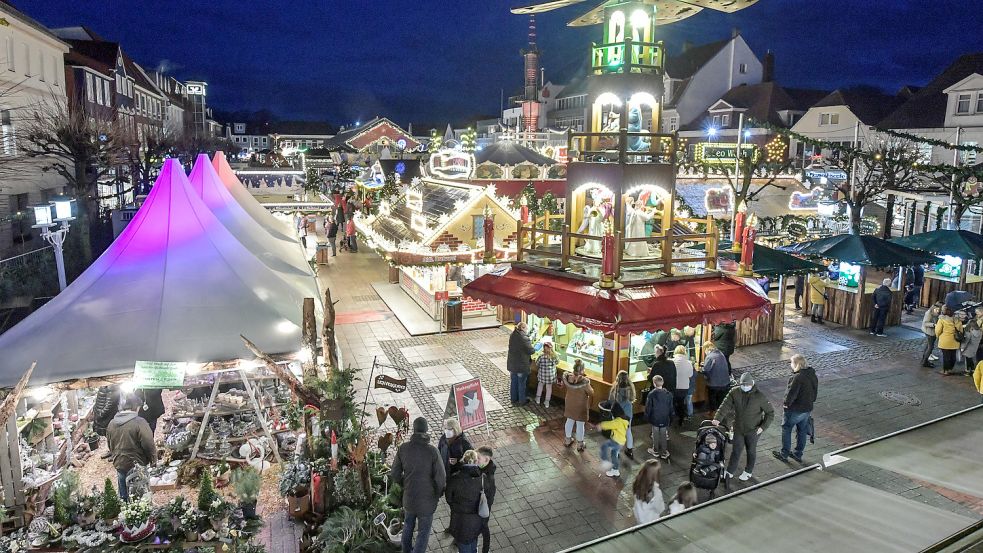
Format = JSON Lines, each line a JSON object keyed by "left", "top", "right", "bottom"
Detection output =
{"left": 0, "top": 158, "right": 320, "bottom": 548}
{"left": 890, "top": 229, "right": 983, "bottom": 307}
{"left": 784, "top": 234, "right": 939, "bottom": 329}
{"left": 354, "top": 178, "right": 520, "bottom": 329}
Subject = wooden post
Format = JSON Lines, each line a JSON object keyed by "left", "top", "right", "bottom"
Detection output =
{"left": 959, "top": 258, "right": 969, "bottom": 288}
{"left": 189, "top": 377, "right": 221, "bottom": 462}
{"left": 517, "top": 225, "right": 525, "bottom": 262}
{"left": 322, "top": 289, "right": 339, "bottom": 374}
{"left": 561, "top": 223, "right": 571, "bottom": 270}
{"left": 302, "top": 297, "right": 317, "bottom": 382}
{"left": 239, "top": 369, "right": 283, "bottom": 463}
{"left": 856, "top": 266, "right": 867, "bottom": 329}
{"left": 706, "top": 217, "right": 718, "bottom": 270}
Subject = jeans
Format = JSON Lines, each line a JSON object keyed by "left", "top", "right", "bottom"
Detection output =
{"left": 510, "top": 372, "right": 529, "bottom": 403}
{"left": 870, "top": 306, "right": 888, "bottom": 334}
{"left": 600, "top": 439, "right": 622, "bottom": 471}
{"left": 921, "top": 334, "right": 937, "bottom": 364}
{"left": 328, "top": 237, "right": 337, "bottom": 256}
{"left": 672, "top": 390, "right": 688, "bottom": 423}
{"left": 117, "top": 470, "right": 129, "bottom": 501}
{"left": 480, "top": 518, "right": 491, "bottom": 553}
{"left": 780, "top": 410, "right": 811, "bottom": 458}
{"left": 564, "top": 418, "right": 585, "bottom": 442}
{"left": 457, "top": 540, "right": 478, "bottom": 553}
{"left": 811, "top": 303, "right": 824, "bottom": 317}
{"left": 651, "top": 425, "right": 668, "bottom": 456}
{"left": 401, "top": 512, "right": 434, "bottom": 553}
{"left": 942, "top": 349, "right": 958, "bottom": 373}
{"left": 726, "top": 432, "right": 760, "bottom": 475}
{"left": 685, "top": 391, "right": 694, "bottom": 417}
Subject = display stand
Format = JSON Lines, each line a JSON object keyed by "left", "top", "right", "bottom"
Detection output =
{"left": 188, "top": 368, "right": 283, "bottom": 464}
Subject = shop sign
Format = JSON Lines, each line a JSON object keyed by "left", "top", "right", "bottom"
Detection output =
{"left": 435, "top": 290, "right": 450, "bottom": 301}
{"left": 444, "top": 378, "right": 487, "bottom": 431}
{"left": 133, "top": 360, "right": 188, "bottom": 388}
{"left": 787, "top": 222, "right": 808, "bottom": 239}
{"left": 392, "top": 251, "right": 472, "bottom": 266}
{"left": 602, "top": 338, "right": 616, "bottom": 350}
{"left": 789, "top": 188, "right": 820, "bottom": 210}
{"left": 428, "top": 150, "right": 475, "bottom": 179}
{"left": 695, "top": 143, "right": 757, "bottom": 165}
{"left": 374, "top": 374, "right": 408, "bottom": 393}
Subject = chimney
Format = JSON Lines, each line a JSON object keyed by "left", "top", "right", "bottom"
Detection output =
{"left": 682, "top": 40, "right": 693, "bottom": 53}
{"left": 732, "top": 27, "right": 740, "bottom": 38}
{"left": 763, "top": 50, "right": 775, "bottom": 83}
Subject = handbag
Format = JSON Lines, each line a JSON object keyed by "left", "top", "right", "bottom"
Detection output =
{"left": 478, "top": 474, "right": 490, "bottom": 518}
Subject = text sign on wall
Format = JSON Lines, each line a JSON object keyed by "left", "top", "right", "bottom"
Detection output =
{"left": 133, "top": 361, "right": 188, "bottom": 388}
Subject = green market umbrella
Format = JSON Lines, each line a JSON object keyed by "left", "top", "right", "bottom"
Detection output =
{"left": 781, "top": 234, "right": 940, "bottom": 266}
{"left": 890, "top": 229, "right": 983, "bottom": 260}
{"left": 708, "top": 241, "right": 827, "bottom": 277}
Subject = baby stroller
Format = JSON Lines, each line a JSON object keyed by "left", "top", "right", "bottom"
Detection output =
{"left": 689, "top": 420, "right": 729, "bottom": 498}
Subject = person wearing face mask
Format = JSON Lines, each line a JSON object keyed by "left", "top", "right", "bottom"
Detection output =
{"left": 445, "top": 450, "right": 484, "bottom": 553}
{"left": 438, "top": 417, "right": 474, "bottom": 477}
{"left": 772, "top": 354, "right": 818, "bottom": 463}
{"left": 476, "top": 447, "right": 497, "bottom": 553}
{"left": 922, "top": 301, "right": 943, "bottom": 368}
{"left": 712, "top": 373, "right": 774, "bottom": 483}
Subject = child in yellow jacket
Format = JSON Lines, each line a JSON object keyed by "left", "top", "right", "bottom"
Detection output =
{"left": 596, "top": 402, "right": 630, "bottom": 478}
{"left": 974, "top": 361, "right": 983, "bottom": 404}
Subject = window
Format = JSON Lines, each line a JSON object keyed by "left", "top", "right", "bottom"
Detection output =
{"left": 85, "top": 73, "right": 94, "bottom": 101}
{"left": 960, "top": 142, "right": 978, "bottom": 165}
{"left": 977, "top": 93, "right": 983, "bottom": 113}
{"left": 96, "top": 79, "right": 104, "bottom": 105}
{"left": 103, "top": 81, "right": 111, "bottom": 105}
{"left": 739, "top": 63, "right": 748, "bottom": 74}
{"left": 712, "top": 114, "right": 720, "bottom": 126}
{"left": 721, "top": 113, "right": 730, "bottom": 127}
{"left": 819, "top": 113, "right": 839, "bottom": 126}
{"left": 669, "top": 116, "right": 677, "bottom": 131}
{"left": 2, "top": 109, "right": 15, "bottom": 155}
{"left": 5, "top": 37, "right": 12, "bottom": 71}
{"left": 957, "top": 94, "right": 971, "bottom": 114}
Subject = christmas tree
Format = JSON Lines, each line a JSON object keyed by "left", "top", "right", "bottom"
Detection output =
{"left": 198, "top": 471, "right": 218, "bottom": 511}
{"left": 100, "top": 477, "right": 122, "bottom": 520}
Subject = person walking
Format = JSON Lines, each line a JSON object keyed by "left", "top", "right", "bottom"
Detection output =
{"left": 644, "top": 375, "right": 673, "bottom": 460}
{"left": 438, "top": 417, "right": 474, "bottom": 477}
{"left": 534, "top": 342, "right": 558, "bottom": 407}
{"left": 793, "top": 274, "right": 805, "bottom": 310}
{"left": 808, "top": 273, "right": 827, "bottom": 324}
{"left": 647, "top": 345, "right": 676, "bottom": 394}
{"left": 711, "top": 321, "right": 737, "bottom": 375}
{"left": 772, "top": 354, "right": 818, "bottom": 463}
{"left": 609, "top": 370, "right": 637, "bottom": 459}
{"left": 935, "top": 306, "right": 964, "bottom": 376}
{"left": 299, "top": 219, "right": 309, "bottom": 249}
{"left": 700, "top": 343, "right": 730, "bottom": 416}
{"left": 713, "top": 373, "right": 774, "bottom": 482}
{"left": 92, "top": 385, "right": 120, "bottom": 458}
{"left": 392, "top": 417, "right": 446, "bottom": 553}
{"left": 870, "top": 278, "right": 893, "bottom": 336}
{"left": 596, "top": 402, "right": 630, "bottom": 478}
{"left": 476, "top": 447, "right": 497, "bottom": 553}
{"left": 631, "top": 459, "right": 665, "bottom": 525}
{"left": 326, "top": 216, "right": 339, "bottom": 257}
{"left": 974, "top": 360, "right": 983, "bottom": 404}
{"left": 961, "top": 314, "right": 982, "bottom": 375}
{"left": 922, "top": 302, "right": 943, "bottom": 368}
{"left": 507, "top": 322, "right": 534, "bottom": 405}
{"left": 560, "top": 360, "right": 593, "bottom": 452}
{"left": 444, "top": 450, "right": 483, "bottom": 553}
{"left": 665, "top": 482, "right": 699, "bottom": 516}
{"left": 671, "top": 345, "right": 694, "bottom": 426}
{"left": 345, "top": 217, "right": 357, "bottom": 252}
{"left": 106, "top": 393, "right": 157, "bottom": 500}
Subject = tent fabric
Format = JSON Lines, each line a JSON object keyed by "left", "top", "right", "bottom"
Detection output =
{"left": 475, "top": 141, "right": 556, "bottom": 166}
{"left": 565, "top": 468, "right": 974, "bottom": 553}
{"left": 781, "top": 233, "right": 941, "bottom": 266}
{"left": 699, "top": 241, "right": 827, "bottom": 277}
{"left": 212, "top": 151, "right": 295, "bottom": 242}
{"left": 463, "top": 267, "right": 771, "bottom": 333}
{"left": 188, "top": 154, "right": 321, "bottom": 306}
{"left": 844, "top": 406, "right": 983, "bottom": 500}
{"left": 890, "top": 229, "right": 983, "bottom": 260}
{"left": 0, "top": 159, "right": 309, "bottom": 387}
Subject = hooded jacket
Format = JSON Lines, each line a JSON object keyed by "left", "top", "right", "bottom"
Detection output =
{"left": 809, "top": 275, "right": 827, "bottom": 305}
{"left": 92, "top": 386, "right": 120, "bottom": 436}
{"left": 643, "top": 387, "right": 673, "bottom": 427}
{"left": 784, "top": 367, "right": 819, "bottom": 412}
{"left": 561, "top": 372, "right": 594, "bottom": 422}
{"left": 873, "top": 285, "right": 893, "bottom": 309}
{"left": 716, "top": 385, "right": 775, "bottom": 436}
{"left": 711, "top": 323, "right": 736, "bottom": 356}
{"left": 392, "top": 432, "right": 446, "bottom": 515}
{"left": 935, "top": 315, "right": 963, "bottom": 350}
{"left": 701, "top": 350, "right": 730, "bottom": 388}
{"left": 922, "top": 308, "right": 939, "bottom": 336}
{"left": 647, "top": 357, "right": 677, "bottom": 393}
{"left": 106, "top": 410, "right": 156, "bottom": 473}
{"left": 974, "top": 361, "right": 983, "bottom": 394}
{"left": 445, "top": 464, "right": 484, "bottom": 543}
{"left": 438, "top": 432, "right": 474, "bottom": 476}
{"left": 506, "top": 328, "right": 535, "bottom": 374}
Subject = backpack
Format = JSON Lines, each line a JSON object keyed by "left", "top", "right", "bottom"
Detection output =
{"left": 478, "top": 474, "right": 490, "bottom": 518}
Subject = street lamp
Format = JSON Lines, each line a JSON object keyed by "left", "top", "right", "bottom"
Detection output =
{"left": 32, "top": 195, "right": 75, "bottom": 291}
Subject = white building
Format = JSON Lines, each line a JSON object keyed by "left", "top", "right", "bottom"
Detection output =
{"left": 0, "top": 3, "right": 70, "bottom": 253}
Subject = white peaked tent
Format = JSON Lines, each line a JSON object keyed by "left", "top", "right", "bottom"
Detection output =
{"left": 187, "top": 154, "right": 320, "bottom": 305}
{"left": 0, "top": 159, "right": 308, "bottom": 387}
{"left": 211, "top": 151, "right": 294, "bottom": 241}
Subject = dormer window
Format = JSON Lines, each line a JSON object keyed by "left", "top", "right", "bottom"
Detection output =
{"left": 977, "top": 93, "right": 983, "bottom": 113}
{"left": 721, "top": 113, "right": 730, "bottom": 127}
{"left": 956, "top": 94, "right": 971, "bottom": 114}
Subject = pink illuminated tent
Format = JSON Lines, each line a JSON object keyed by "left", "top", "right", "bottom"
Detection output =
{"left": 212, "top": 151, "right": 295, "bottom": 241}
{"left": 0, "top": 159, "right": 311, "bottom": 387}
{"left": 187, "top": 154, "right": 320, "bottom": 305}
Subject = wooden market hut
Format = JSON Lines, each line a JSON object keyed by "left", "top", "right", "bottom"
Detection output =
{"left": 785, "top": 234, "right": 939, "bottom": 329}
{"left": 890, "top": 229, "right": 983, "bottom": 307}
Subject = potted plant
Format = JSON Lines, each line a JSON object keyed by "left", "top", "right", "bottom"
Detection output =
{"left": 99, "top": 478, "right": 122, "bottom": 523}
{"left": 83, "top": 429, "right": 100, "bottom": 451}
{"left": 278, "top": 458, "right": 311, "bottom": 519}
{"left": 119, "top": 497, "right": 155, "bottom": 542}
{"left": 231, "top": 467, "right": 261, "bottom": 519}
{"left": 207, "top": 497, "right": 232, "bottom": 530}
{"left": 179, "top": 505, "right": 205, "bottom": 542}
{"left": 75, "top": 494, "right": 99, "bottom": 526}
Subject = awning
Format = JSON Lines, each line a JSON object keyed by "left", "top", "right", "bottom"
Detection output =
{"left": 782, "top": 233, "right": 941, "bottom": 266}
{"left": 564, "top": 468, "right": 975, "bottom": 553}
{"left": 891, "top": 229, "right": 983, "bottom": 260}
{"left": 702, "top": 241, "right": 827, "bottom": 277}
{"left": 463, "top": 267, "right": 771, "bottom": 333}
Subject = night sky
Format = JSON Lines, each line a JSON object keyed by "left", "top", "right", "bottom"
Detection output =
{"left": 20, "top": 1, "right": 983, "bottom": 128}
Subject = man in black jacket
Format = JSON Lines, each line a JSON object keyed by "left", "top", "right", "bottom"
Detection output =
{"left": 506, "top": 322, "right": 535, "bottom": 405}
{"left": 870, "top": 278, "right": 893, "bottom": 337}
{"left": 392, "top": 417, "right": 446, "bottom": 553}
{"left": 646, "top": 345, "right": 676, "bottom": 394}
{"left": 773, "top": 354, "right": 819, "bottom": 463}
{"left": 712, "top": 321, "right": 737, "bottom": 375}
{"left": 476, "top": 446, "right": 497, "bottom": 553}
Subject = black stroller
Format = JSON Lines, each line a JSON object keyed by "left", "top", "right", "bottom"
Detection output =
{"left": 689, "top": 420, "right": 729, "bottom": 498}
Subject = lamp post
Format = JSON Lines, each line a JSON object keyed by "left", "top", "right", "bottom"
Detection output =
{"left": 32, "top": 195, "right": 76, "bottom": 291}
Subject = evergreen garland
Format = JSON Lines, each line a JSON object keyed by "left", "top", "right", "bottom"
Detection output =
{"left": 873, "top": 127, "right": 983, "bottom": 153}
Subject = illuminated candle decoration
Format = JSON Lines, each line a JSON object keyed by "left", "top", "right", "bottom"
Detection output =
{"left": 519, "top": 195, "right": 530, "bottom": 224}
{"left": 740, "top": 214, "right": 758, "bottom": 272}
{"left": 732, "top": 201, "right": 747, "bottom": 252}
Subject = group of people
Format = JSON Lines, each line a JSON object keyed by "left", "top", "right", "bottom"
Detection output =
{"left": 392, "top": 416, "right": 496, "bottom": 553}
{"left": 321, "top": 187, "right": 360, "bottom": 255}
{"left": 922, "top": 299, "right": 983, "bottom": 376}
{"left": 92, "top": 389, "right": 162, "bottom": 500}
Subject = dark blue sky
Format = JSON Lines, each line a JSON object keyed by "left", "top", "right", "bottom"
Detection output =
{"left": 20, "top": 1, "right": 982, "bottom": 127}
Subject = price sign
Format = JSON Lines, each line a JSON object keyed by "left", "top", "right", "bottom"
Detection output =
{"left": 133, "top": 361, "right": 188, "bottom": 388}
{"left": 435, "top": 290, "right": 450, "bottom": 301}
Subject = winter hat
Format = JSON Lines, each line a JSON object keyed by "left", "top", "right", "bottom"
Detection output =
{"left": 705, "top": 434, "right": 718, "bottom": 445}
{"left": 412, "top": 417, "right": 429, "bottom": 433}
{"left": 739, "top": 373, "right": 755, "bottom": 386}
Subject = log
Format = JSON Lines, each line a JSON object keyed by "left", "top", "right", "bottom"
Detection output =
{"left": 322, "top": 288, "right": 340, "bottom": 373}
{"left": 240, "top": 335, "right": 321, "bottom": 407}
{"left": 0, "top": 363, "right": 34, "bottom": 430}
{"left": 302, "top": 297, "right": 317, "bottom": 382}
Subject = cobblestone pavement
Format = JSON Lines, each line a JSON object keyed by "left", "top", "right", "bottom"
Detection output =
{"left": 261, "top": 245, "right": 983, "bottom": 553}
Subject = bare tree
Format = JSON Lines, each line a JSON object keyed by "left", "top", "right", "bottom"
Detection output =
{"left": 834, "top": 137, "right": 924, "bottom": 234}
{"left": 18, "top": 96, "right": 127, "bottom": 263}
{"left": 122, "top": 124, "right": 178, "bottom": 196}
{"left": 921, "top": 165, "right": 983, "bottom": 228}
{"left": 174, "top": 132, "right": 238, "bottom": 167}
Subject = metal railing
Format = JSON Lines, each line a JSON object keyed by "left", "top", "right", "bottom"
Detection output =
{"left": 568, "top": 130, "right": 677, "bottom": 164}
{"left": 591, "top": 39, "right": 665, "bottom": 75}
